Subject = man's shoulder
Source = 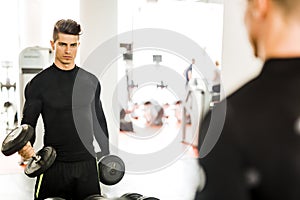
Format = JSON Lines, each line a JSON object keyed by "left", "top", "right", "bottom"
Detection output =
{"left": 28, "top": 66, "right": 53, "bottom": 85}
{"left": 227, "top": 75, "right": 262, "bottom": 104}
{"left": 23, "top": 66, "right": 54, "bottom": 95}
{"left": 78, "top": 67, "right": 96, "bottom": 77}
{"left": 76, "top": 67, "right": 99, "bottom": 85}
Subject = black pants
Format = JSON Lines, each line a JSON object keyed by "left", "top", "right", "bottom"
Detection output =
{"left": 34, "top": 159, "right": 101, "bottom": 200}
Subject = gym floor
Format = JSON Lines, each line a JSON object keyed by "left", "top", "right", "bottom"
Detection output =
{"left": 0, "top": 115, "right": 202, "bottom": 200}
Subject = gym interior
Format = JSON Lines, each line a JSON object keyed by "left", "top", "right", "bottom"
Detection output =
{"left": 0, "top": 0, "right": 262, "bottom": 199}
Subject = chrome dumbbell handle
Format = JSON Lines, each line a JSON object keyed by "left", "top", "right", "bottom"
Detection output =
{"left": 31, "top": 154, "right": 42, "bottom": 162}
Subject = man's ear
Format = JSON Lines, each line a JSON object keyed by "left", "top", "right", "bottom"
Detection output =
{"left": 254, "top": 0, "right": 269, "bottom": 18}
{"left": 50, "top": 40, "right": 55, "bottom": 51}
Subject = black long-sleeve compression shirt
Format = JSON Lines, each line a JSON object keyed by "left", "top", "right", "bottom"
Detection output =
{"left": 196, "top": 58, "right": 300, "bottom": 200}
{"left": 21, "top": 63, "right": 109, "bottom": 162}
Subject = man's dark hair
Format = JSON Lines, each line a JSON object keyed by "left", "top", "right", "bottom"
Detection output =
{"left": 271, "top": 0, "right": 300, "bottom": 16}
{"left": 53, "top": 19, "right": 82, "bottom": 42}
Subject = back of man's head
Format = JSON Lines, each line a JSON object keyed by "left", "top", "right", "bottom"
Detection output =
{"left": 271, "top": 0, "right": 300, "bottom": 17}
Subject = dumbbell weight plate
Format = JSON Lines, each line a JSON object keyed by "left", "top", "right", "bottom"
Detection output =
{"left": 84, "top": 194, "right": 130, "bottom": 200}
{"left": 98, "top": 155, "right": 125, "bottom": 185}
{"left": 121, "top": 193, "right": 143, "bottom": 200}
{"left": 1, "top": 124, "right": 34, "bottom": 156}
{"left": 25, "top": 146, "right": 57, "bottom": 178}
{"left": 84, "top": 194, "right": 106, "bottom": 200}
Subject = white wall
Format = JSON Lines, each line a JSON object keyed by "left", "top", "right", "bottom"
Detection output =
{"left": 221, "top": 0, "right": 262, "bottom": 96}
{"left": 80, "top": 0, "right": 119, "bottom": 153}
{"left": 18, "top": 0, "right": 79, "bottom": 58}
{"left": 80, "top": 0, "right": 118, "bottom": 64}
{"left": 0, "top": 0, "right": 19, "bottom": 62}
{"left": 118, "top": 0, "right": 224, "bottom": 66}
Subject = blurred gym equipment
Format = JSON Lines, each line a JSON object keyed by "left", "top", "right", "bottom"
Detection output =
{"left": 181, "top": 78, "right": 211, "bottom": 148}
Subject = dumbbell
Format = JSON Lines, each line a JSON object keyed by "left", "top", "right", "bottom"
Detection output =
{"left": 121, "top": 193, "right": 143, "bottom": 200}
{"left": 137, "top": 197, "right": 160, "bottom": 200}
{"left": 45, "top": 195, "right": 128, "bottom": 200}
{"left": 84, "top": 194, "right": 130, "bottom": 200}
{"left": 121, "top": 193, "right": 159, "bottom": 200}
{"left": 1, "top": 124, "right": 56, "bottom": 178}
{"left": 97, "top": 154, "right": 125, "bottom": 185}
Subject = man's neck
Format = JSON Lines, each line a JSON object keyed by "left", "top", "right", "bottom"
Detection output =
{"left": 263, "top": 14, "right": 300, "bottom": 61}
{"left": 54, "top": 61, "right": 75, "bottom": 71}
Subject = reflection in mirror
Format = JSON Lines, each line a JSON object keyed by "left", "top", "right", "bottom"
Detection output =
{"left": 111, "top": 0, "right": 224, "bottom": 198}
{"left": 117, "top": 0, "right": 224, "bottom": 149}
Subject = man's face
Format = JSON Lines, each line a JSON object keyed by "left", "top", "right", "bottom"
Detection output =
{"left": 51, "top": 33, "right": 79, "bottom": 67}
{"left": 244, "top": 0, "right": 259, "bottom": 57}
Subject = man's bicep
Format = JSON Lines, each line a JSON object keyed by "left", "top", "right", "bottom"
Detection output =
{"left": 21, "top": 83, "right": 42, "bottom": 128}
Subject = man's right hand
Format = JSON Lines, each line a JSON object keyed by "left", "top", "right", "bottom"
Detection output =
{"left": 18, "top": 142, "right": 35, "bottom": 160}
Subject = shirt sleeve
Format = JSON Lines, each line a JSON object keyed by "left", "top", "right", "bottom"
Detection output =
{"left": 21, "top": 81, "right": 42, "bottom": 145}
{"left": 92, "top": 81, "right": 110, "bottom": 156}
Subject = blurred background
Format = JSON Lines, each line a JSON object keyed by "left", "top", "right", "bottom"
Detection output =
{"left": 0, "top": 0, "right": 262, "bottom": 199}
